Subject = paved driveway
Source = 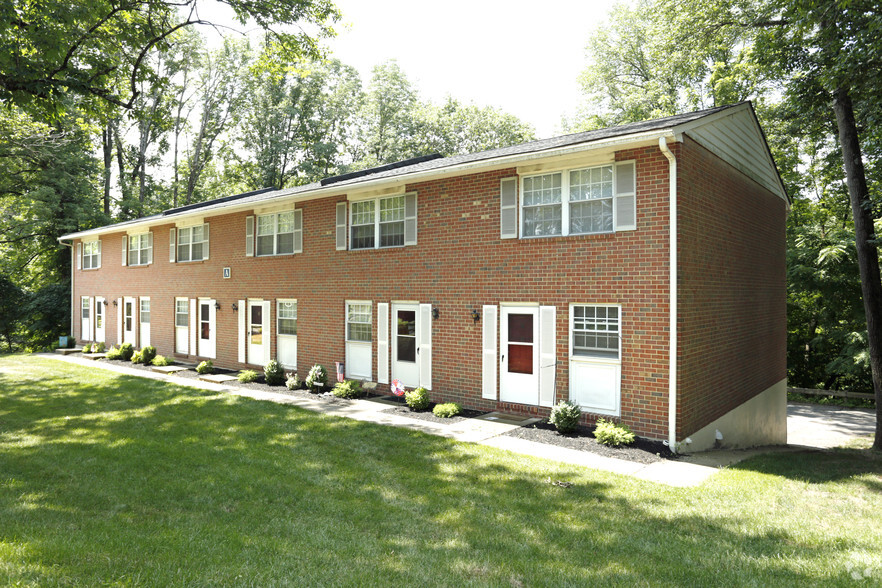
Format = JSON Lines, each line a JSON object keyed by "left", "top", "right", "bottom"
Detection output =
{"left": 787, "top": 403, "right": 876, "bottom": 448}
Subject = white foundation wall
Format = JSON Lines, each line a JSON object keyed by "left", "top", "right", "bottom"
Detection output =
{"left": 681, "top": 379, "right": 787, "bottom": 453}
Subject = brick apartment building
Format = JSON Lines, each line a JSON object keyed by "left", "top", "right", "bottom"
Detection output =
{"left": 60, "top": 101, "right": 789, "bottom": 452}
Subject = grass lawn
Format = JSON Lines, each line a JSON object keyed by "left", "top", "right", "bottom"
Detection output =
{"left": 1, "top": 355, "right": 881, "bottom": 587}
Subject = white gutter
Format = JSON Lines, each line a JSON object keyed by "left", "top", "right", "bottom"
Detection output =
{"left": 659, "top": 136, "right": 678, "bottom": 453}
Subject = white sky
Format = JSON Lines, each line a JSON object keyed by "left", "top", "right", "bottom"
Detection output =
{"left": 199, "top": 0, "right": 622, "bottom": 138}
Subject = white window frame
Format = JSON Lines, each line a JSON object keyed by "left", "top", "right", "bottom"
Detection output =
{"left": 140, "top": 298, "right": 151, "bottom": 325}
{"left": 127, "top": 233, "right": 152, "bottom": 266}
{"left": 521, "top": 163, "right": 617, "bottom": 238}
{"left": 346, "top": 301, "right": 372, "bottom": 342}
{"left": 277, "top": 300, "right": 297, "bottom": 336}
{"left": 175, "top": 299, "right": 189, "bottom": 328}
{"left": 255, "top": 211, "right": 295, "bottom": 257}
{"left": 349, "top": 194, "right": 409, "bottom": 250}
{"left": 568, "top": 304, "right": 621, "bottom": 361}
{"left": 177, "top": 225, "right": 208, "bottom": 262}
{"left": 82, "top": 240, "right": 101, "bottom": 270}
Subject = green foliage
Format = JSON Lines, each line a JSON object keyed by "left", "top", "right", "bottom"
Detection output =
{"left": 151, "top": 355, "right": 171, "bottom": 366}
{"left": 82, "top": 343, "right": 93, "bottom": 354}
{"left": 104, "top": 346, "right": 122, "bottom": 360}
{"left": 130, "top": 350, "right": 143, "bottom": 364}
{"left": 140, "top": 346, "right": 157, "bottom": 365}
{"left": 264, "top": 359, "right": 285, "bottom": 385}
{"left": 95, "top": 342, "right": 105, "bottom": 353}
{"left": 238, "top": 370, "right": 259, "bottom": 383}
{"left": 405, "top": 387, "right": 431, "bottom": 412}
{"left": 549, "top": 401, "right": 582, "bottom": 434}
{"left": 196, "top": 360, "right": 213, "bottom": 375}
{"left": 305, "top": 364, "right": 327, "bottom": 389}
{"left": 0, "top": 274, "right": 26, "bottom": 351}
{"left": 332, "top": 380, "right": 364, "bottom": 399}
{"left": 118, "top": 343, "right": 134, "bottom": 361}
{"left": 787, "top": 391, "right": 875, "bottom": 410}
{"left": 286, "top": 373, "right": 302, "bottom": 390}
{"left": 594, "top": 418, "right": 636, "bottom": 447}
{"left": 432, "top": 403, "right": 461, "bottom": 418}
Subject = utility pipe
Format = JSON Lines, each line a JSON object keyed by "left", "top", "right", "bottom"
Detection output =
{"left": 659, "top": 136, "right": 678, "bottom": 453}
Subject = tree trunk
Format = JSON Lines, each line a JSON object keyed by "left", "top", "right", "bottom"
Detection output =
{"left": 102, "top": 121, "right": 112, "bottom": 216}
{"left": 832, "top": 88, "right": 882, "bottom": 450}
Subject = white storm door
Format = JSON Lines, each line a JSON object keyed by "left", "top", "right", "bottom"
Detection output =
{"left": 277, "top": 300, "right": 297, "bottom": 369}
{"left": 247, "top": 300, "right": 266, "bottom": 365}
{"left": 175, "top": 298, "right": 189, "bottom": 354}
{"left": 500, "top": 306, "right": 539, "bottom": 405}
{"left": 94, "top": 297, "right": 105, "bottom": 343}
{"left": 123, "top": 296, "right": 136, "bottom": 346}
{"left": 139, "top": 297, "right": 150, "bottom": 348}
{"left": 80, "top": 297, "right": 91, "bottom": 342}
{"left": 198, "top": 299, "right": 216, "bottom": 359}
{"left": 391, "top": 303, "right": 419, "bottom": 388}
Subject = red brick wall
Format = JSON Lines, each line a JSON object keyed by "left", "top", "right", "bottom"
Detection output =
{"left": 73, "top": 146, "right": 676, "bottom": 437}
{"left": 676, "top": 135, "right": 787, "bottom": 437}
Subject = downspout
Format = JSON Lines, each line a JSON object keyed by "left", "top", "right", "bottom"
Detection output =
{"left": 59, "top": 239, "right": 74, "bottom": 340}
{"left": 659, "top": 137, "right": 678, "bottom": 453}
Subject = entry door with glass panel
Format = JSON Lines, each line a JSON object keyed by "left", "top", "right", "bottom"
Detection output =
{"left": 175, "top": 298, "right": 189, "bottom": 354}
{"left": 500, "top": 306, "right": 539, "bottom": 405}
{"left": 95, "top": 297, "right": 105, "bottom": 342}
{"left": 139, "top": 298, "right": 150, "bottom": 348}
{"left": 80, "top": 297, "right": 91, "bottom": 341}
{"left": 277, "top": 300, "right": 297, "bottom": 369}
{"left": 198, "top": 299, "right": 216, "bottom": 358}
{"left": 248, "top": 300, "right": 266, "bottom": 364}
{"left": 123, "top": 297, "right": 136, "bottom": 346}
{"left": 391, "top": 303, "right": 419, "bottom": 388}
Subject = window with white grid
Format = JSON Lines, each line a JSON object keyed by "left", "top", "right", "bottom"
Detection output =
{"left": 346, "top": 302, "right": 371, "bottom": 342}
{"left": 350, "top": 194, "right": 410, "bottom": 250}
{"left": 571, "top": 305, "right": 620, "bottom": 359}
{"left": 128, "top": 233, "right": 151, "bottom": 266}
{"left": 177, "top": 225, "right": 207, "bottom": 262}
{"left": 82, "top": 241, "right": 101, "bottom": 269}
{"left": 522, "top": 164, "right": 616, "bottom": 238}
{"left": 278, "top": 301, "right": 297, "bottom": 336}
{"left": 350, "top": 201, "right": 376, "bottom": 250}
{"left": 256, "top": 212, "right": 294, "bottom": 256}
{"left": 175, "top": 300, "right": 188, "bottom": 327}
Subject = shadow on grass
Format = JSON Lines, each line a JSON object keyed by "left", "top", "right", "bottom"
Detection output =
{"left": 731, "top": 447, "right": 882, "bottom": 493}
{"left": 0, "top": 357, "right": 875, "bottom": 586}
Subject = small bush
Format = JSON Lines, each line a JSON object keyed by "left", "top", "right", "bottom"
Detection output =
{"left": 140, "top": 346, "right": 157, "bottom": 365}
{"left": 549, "top": 401, "right": 581, "bottom": 433}
{"left": 332, "top": 380, "right": 364, "bottom": 399}
{"left": 118, "top": 342, "right": 134, "bottom": 361}
{"left": 105, "top": 346, "right": 121, "bottom": 360}
{"left": 152, "top": 355, "right": 171, "bottom": 366}
{"left": 130, "top": 350, "right": 143, "bottom": 364}
{"left": 238, "top": 370, "right": 259, "bottom": 383}
{"left": 433, "top": 402, "right": 461, "bottom": 418}
{"left": 82, "top": 342, "right": 93, "bottom": 353}
{"left": 264, "top": 359, "right": 285, "bottom": 386}
{"left": 95, "top": 342, "right": 106, "bottom": 353}
{"left": 285, "top": 373, "right": 302, "bottom": 390}
{"left": 594, "top": 418, "right": 636, "bottom": 447}
{"left": 405, "top": 387, "right": 431, "bottom": 411}
{"left": 305, "top": 364, "right": 327, "bottom": 389}
{"left": 196, "top": 360, "right": 213, "bottom": 374}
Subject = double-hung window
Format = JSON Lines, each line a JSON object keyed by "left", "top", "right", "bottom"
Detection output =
{"left": 346, "top": 302, "right": 372, "bottom": 342}
{"left": 571, "top": 305, "right": 620, "bottom": 360}
{"left": 347, "top": 194, "right": 416, "bottom": 250}
{"left": 177, "top": 225, "right": 207, "bottom": 262}
{"left": 175, "top": 300, "right": 188, "bottom": 327}
{"left": 278, "top": 301, "right": 297, "bottom": 335}
{"left": 82, "top": 241, "right": 101, "bottom": 269}
{"left": 257, "top": 211, "right": 295, "bottom": 256}
{"left": 128, "top": 233, "right": 152, "bottom": 266}
{"left": 140, "top": 299, "right": 151, "bottom": 324}
{"left": 520, "top": 162, "right": 635, "bottom": 238}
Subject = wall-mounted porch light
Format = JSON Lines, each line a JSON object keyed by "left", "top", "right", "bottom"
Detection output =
{"left": 471, "top": 309, "right": 480, "bottom": 323}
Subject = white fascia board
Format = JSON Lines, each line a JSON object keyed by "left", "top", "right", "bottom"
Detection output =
{"left": 59, "top": 128, "right": 675, "bottom": 242}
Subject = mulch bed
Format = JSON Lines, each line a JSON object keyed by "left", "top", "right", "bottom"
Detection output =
{"left": 504, "top": 420, "right": 676, "bottom": 464}
{"left": 379, "top": 401, "right": 488, "bottom": 425}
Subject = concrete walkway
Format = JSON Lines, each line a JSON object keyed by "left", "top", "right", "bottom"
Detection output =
{"left": 43, "top": 354, "right": 877, "bottom": 487}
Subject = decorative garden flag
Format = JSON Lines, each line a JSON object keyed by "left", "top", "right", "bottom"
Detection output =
{"left": 391, "top": 379, "right": 405, "bottom": 396}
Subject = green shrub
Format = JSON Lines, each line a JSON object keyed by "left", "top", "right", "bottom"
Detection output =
{"left": 95, "top": 342, "right": 106, "bottom": 353}
{"left": 118, "top": 342, "right": 134, "bottom": 361}
{"left": 140, "top": 346, "right": 157, "bottom": 365}
{"left": 286, "top": 373, "right": 302, "bottom": 390}
{"left": 238, "top": 370, "right": 259, "bottom": 383}
{"left": 196, "top": 360, "right": 213, "bottom": 375}
{"left": 433, "top": 402, "right": 461, "bottom": 418}
{"left": 549, "top": 401, "right": 581, "bottom": 434}
{"left": 594, "top": 418, "right": 636, "bottom": 447}
{"left": 82, "top": 343, "right": 93, "bottom": 353}
{"left": 305, "top": 364, "right": 327, "bottom": 389}
{"left": 332, "top": 380, "right": 364, "bottom": 399}
{"left": 264, "top": 359, "right": 285, "bottom": 386}
{"left": 105, "top": 346, "right": 122, "bottom": 360}
{"left": 152, "top": 355, "right": 171, "bottom": 366}
{"left": 130, "top": 350, "right": 143, "bottom": 364}
{"left": 405, "top": 387, "right": 431, "bottom": 411}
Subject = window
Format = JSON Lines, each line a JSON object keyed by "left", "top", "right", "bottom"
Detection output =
{"left": 346, "top": 302, "right": 371, "bottom": 342}
{"left": 140, "top": 299, "right": 150, "bottom": 324}
{"left": 128, "top": 233, "right": 152, "bottom": 266}
{"left": 175, "top": 300, "right": 188, "bottom": 327}
{"left": 571, "top": 305, "right": 620, "bottom": 360}
{"left": 81, "top": 297, "right": 90, "bottom": 319}
{"left": 82, "top": 241, "right": 101, "bottom": 269}
{"left": 278, "top": 301, "right": 297, "bottom": 335}
{"left": 349, "top": 194, "right": 414, "bottom": 250}
{"left": 177, "top": 225, "right": 207, "bottom": 262}
{"left": 256, "top": 211, "right": 295, "bottom": 256}
{"left": 522, "top": 164, "right": 617, "bottom": 238}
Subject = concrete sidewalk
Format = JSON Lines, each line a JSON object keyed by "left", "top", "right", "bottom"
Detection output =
{"left": 45, "top": 354, "right": 875, "bottom": 487}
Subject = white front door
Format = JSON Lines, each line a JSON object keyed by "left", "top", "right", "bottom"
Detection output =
{"left": 392, "top": 303, "right": 420, "bottom": 388}
{"left": 95, "top": 297, "right": 105, "bottom": 343}
{"left": 139, "top": 297, "right": 150, "bottom": 348}
{"left": 198, "top": 299, "right": 216, "bottom": 358}
{"left": 500, "top": 306, "right": 539, "bottom": 405}
{"left": 123, "top": 297, "right": 136, "bottom": 346}
{"left": 175, "top": 298, "right": 189, "bottom": 354}
{"left": 80, "top": 297, "right": 91, "bottom": 342}
{"left": 248, "top": 300, "right": 267, "bottom": 365}
{"left": 277, "top": 300, "right": 297, "bottom": 369}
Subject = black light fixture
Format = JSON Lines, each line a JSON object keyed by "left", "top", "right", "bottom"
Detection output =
{"left": 113, "top": 299, "right": 118, "bottom": 306}
{"left": 432, "top": 307, "right": 439, "bottom": 320}
{"left": 215, "top": 301, "right": 221, "bottom": 311}
{"left": 231, "top": 302, "right": 238, "bottom": 311}
{"left": 103, "top": 299, "right": 109, "bottom": 306}
{"left": 471, "top": 309, "right": 480, "bottom": 323}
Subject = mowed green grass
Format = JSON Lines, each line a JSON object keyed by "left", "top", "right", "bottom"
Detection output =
{"left": 1, "top": 355, "right": 881, "bottom": 587}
